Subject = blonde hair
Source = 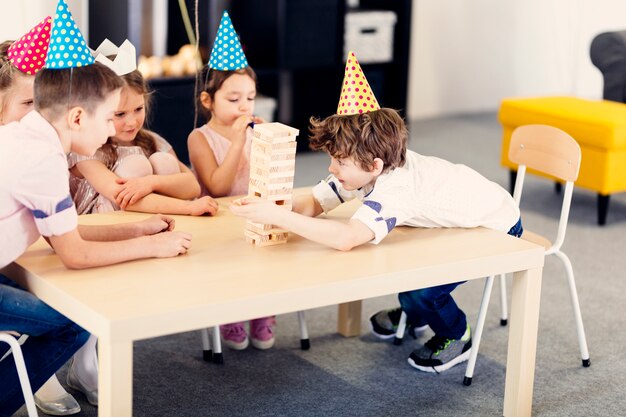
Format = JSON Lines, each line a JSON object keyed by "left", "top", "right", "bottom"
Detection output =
{"left": 308, "top": 108, "right": 408, "bottom": 172}
{"left": 98, "top": 70, "right": 158, "bottom": 169}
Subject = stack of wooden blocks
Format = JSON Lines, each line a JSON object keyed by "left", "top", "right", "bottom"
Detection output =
{"left": 245, "top": 122, "right": 299, "bottom": 246}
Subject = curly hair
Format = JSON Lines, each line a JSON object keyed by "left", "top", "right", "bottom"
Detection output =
{"left": 308, "top": 108, "right": 408, "bottom": 172}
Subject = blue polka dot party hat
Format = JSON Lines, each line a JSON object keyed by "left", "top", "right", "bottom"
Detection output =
{"left": 208, "top": 11, "right": 248, "bottom": 70}
{"left": 45, "top": 0, "right": 94, "bottom": 69}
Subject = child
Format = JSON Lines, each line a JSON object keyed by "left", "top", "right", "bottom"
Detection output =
{"left": 69, "top": 40, "right": 218, "bottom": 216}
{"left": 1, "top": 18, "right": 87, "bottom": 416}
{"left": 0, "top": 6, "right": 192, "bottom": 416}
{"left": 187, "top": 11, "right": 273, "bottom": 350}
{"left": 230, "top": 52, "right": 523, "bottom": 373}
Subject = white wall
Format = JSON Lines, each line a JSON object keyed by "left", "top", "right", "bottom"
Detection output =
{"left": 408, "top": 0, "right": 626, "bottom": 119}
{"left": 0, "top": 0, "right": 87, "bottom": 42}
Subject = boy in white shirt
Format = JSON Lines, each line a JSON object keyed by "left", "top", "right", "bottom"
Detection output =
{"left": 230, "top": 52, "right": 522, "bottom": 373}
{"left": 0, "top": 48, "right": 192, "bottom": 417}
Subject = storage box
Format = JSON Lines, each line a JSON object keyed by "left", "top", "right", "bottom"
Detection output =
{"left": 344, "top": 11, "right": 397, "bottom": 64}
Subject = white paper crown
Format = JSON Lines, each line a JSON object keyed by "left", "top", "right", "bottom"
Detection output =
{"left": 93, "top": 39, "right": 137, "bottom": 75}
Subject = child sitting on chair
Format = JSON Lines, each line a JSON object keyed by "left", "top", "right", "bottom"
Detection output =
{"left": 69, "top": 39, "right": 217, "bottom": 216}
{"left": 231, "top": 51, "right": 523, "bottom": 373}
{"left": 187, "top": 11, "right": 275, "bottom": 351}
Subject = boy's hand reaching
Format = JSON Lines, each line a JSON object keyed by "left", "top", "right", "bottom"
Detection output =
{"left": 115, "top": 176, "right": 155, "bottom": 208}
{"left": 230, "top": 197, "right": 286, "bottom": 225}
{"left": 137, "top": 214, "right": 175, "bottom": 236}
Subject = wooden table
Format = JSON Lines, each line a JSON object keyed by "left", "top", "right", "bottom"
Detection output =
{"left": 2, "top": 197, "right": 544, "bottom": 417}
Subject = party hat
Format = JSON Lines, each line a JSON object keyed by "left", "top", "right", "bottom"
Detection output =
{"left": 337, "top": 51, "right": 380, "bottom": 115}
{"left": 93, "top": 39, "right": 137, "bottom": 75}
{"left": 208, "top": 11, "right": 248, "bottom": 71}
{"left": 45, "top": 0, "right": 94, "bottom": 69}
{"left": 7, "top": 16, "right": 52, "bottom": 75}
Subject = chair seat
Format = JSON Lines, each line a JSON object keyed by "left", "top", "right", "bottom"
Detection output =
{"left": 521, "top": 230, "right": 551, "bottom": 250}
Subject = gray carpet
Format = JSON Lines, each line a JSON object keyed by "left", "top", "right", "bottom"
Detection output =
{"left": 16, "top": 113, "right": 626, "bottom": 416}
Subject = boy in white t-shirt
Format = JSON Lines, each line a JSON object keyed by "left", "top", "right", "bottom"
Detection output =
{"left": 0, "top": 17, "right": 192, "bottom": 413}
{"left": 230, "top": 52, "right": 522, "bottom": 373}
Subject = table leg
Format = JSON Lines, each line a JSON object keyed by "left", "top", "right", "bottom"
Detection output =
{"left": 504, "top": 267, "right": 543, "bottom": 417}
{"left": 337, "top": 301, "right": 362, "bottom": 337}
{"left": 98, "top": 338, "right": 133, "bottom": 417}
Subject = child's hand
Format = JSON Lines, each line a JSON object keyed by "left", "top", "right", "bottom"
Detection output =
{"left": 115, "top": 176, "right": 156, "bottom": 208}
{"left": 149, "top": 231, "right": 192, "bottom": 257}
{"left": 137, "top": 214, "right": 175, "bottom": 236}
{"left": 232, "top": 114, "right": 254, "bottom": 145}
{"left": 187, "top": 196, "right": 219, "bottom": 216}
{"left": 251, "top": 115, "right": 266, "bottom": 124}
{"left": 229, "top": 197, "right": 285, "bottom": 224}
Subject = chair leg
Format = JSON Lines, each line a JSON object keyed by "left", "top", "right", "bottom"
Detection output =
{"left": 499, "top": 274, "right": 508, "bottom": 326}
{"left": 200, "top": 328, "right": 212, "bottom": 362}
{"left": 554, "top": 251, "right": 591, "bottom": 367}
{"left": 464, "top": 275, "right": 495, "bottom": 386}
{"left": 211, "top": 326, "right": 224, "bottom": 364}
{"left": 598, "top": 194, "right": 610, "bottom": 226}
{"left": 393, "top": 311, "right": 408, "bottom": 346}
{"left": 297, "top": 311, "right": 310, "bottom": 350}
{"left": 0, "top": 334, "right": 38, "bottom": 417}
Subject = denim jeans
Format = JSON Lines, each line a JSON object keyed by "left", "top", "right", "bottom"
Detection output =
{"left": 0, "top": 274, "right": 89, "bottom": 417}
{"left": 398, "top": 218, "right": 524, "bottom": 340}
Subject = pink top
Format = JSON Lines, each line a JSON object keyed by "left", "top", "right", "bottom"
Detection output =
{"left": 0, "top": 111, "right": 78, "bottom": 268}
{"left": 191, "top": 124, "right": 252, "bottom": 197}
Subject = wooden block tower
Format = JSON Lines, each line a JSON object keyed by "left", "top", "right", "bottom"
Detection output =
{"left": 245, "top": 122, "right": 299, "bottom": 246}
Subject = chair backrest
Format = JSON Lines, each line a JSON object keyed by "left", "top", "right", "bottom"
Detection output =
{"left": 590, "top": 30, "right": 626, "bottom": 103}
{"left": 0, "top": 333, "right": 38, "bottom": 416}
{"left": 508, "top": 124, "right": 582, "bottom": 253}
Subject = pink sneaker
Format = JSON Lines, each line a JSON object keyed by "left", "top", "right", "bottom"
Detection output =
{"left": 250, "top": 317, "right": 276, "bottom": 350}
{"left": 220, "top": 322, "right": 249, "bottom": 350}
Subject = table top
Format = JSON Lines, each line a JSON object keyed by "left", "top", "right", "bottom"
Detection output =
{"left": 4, "top": 196, "right": 544, "bottom": 342}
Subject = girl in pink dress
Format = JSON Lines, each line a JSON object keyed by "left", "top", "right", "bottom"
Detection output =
{"left": 187, "top": 64, "right": 277, "bottom": 351}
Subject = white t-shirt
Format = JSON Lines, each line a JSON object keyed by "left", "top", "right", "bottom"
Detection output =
{"left": 312, "top": 150, "right": 520, "bottom": 244}
{"left": 0, "top": 111, "right": 78, "bottom": 268}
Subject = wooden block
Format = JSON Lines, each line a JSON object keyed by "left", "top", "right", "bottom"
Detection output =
{"left": 244, "top": 229, "right": 289, "bottom": 246}
{"left": 253, "top": 122, "right": 299, "bottom": 143}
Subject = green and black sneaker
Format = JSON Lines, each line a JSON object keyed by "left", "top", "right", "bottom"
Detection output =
{"left": 407, "top": 325, "right": 472, "bottom": 373}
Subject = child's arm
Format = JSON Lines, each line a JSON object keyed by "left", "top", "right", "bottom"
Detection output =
{"left": 292, "top": 193, "right": 324, "bottom": 217}
{"left": 114, "top": 150, "right": 201, "bottom": 208}
{"left": 76, "top": 159, "right": 218, "bottom": 216}
{"left": 48, "top": 227, "right": 192, "bottom": 269}
{"left": 77, "top": 214, "right": 174, "bottom": 241}
{"left": 188, "top": 115, "right": 252, "bottom": 197}
{"left": 230, "top": 197, "right": 374, "bottom": 251}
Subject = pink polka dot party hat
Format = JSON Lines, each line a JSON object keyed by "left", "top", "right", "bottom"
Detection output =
{"left": 337, "top": 51, "right": 380, "bottom": 115}
{"left": 7, "top": 16, "right": 52, "bottom": 75}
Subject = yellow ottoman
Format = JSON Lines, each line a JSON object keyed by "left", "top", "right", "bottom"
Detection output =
{"left": 499, "top": 96, "right": 626, "bottom": 225}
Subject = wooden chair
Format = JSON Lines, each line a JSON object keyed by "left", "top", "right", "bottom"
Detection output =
{"left": 200, "top": 312, "right": 310, "bottom": 363}
{"left": 463, "top": 124, "right": 590, "bottom": 386}
{"left": 0, "top": 332, "right": 38, "bottom": 416}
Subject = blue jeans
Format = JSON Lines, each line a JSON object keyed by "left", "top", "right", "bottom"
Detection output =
{"left": 0, "top": 275, "right": 89, "bottom": 417}
{"left": 398, "top": 218, "right": 524, "bottom": 340}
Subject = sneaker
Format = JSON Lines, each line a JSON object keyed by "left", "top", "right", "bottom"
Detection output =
{"left": 220, "top": 322, "right": 249, "bottom": 350}
{"left": 407, "top": 325, "right": 472, "bottom": 373}
{"left": 250, "top": 317, "right": 276, "bottom": 350}
{"left": 369, "top": 307, "right": 429, "bottom": 340}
